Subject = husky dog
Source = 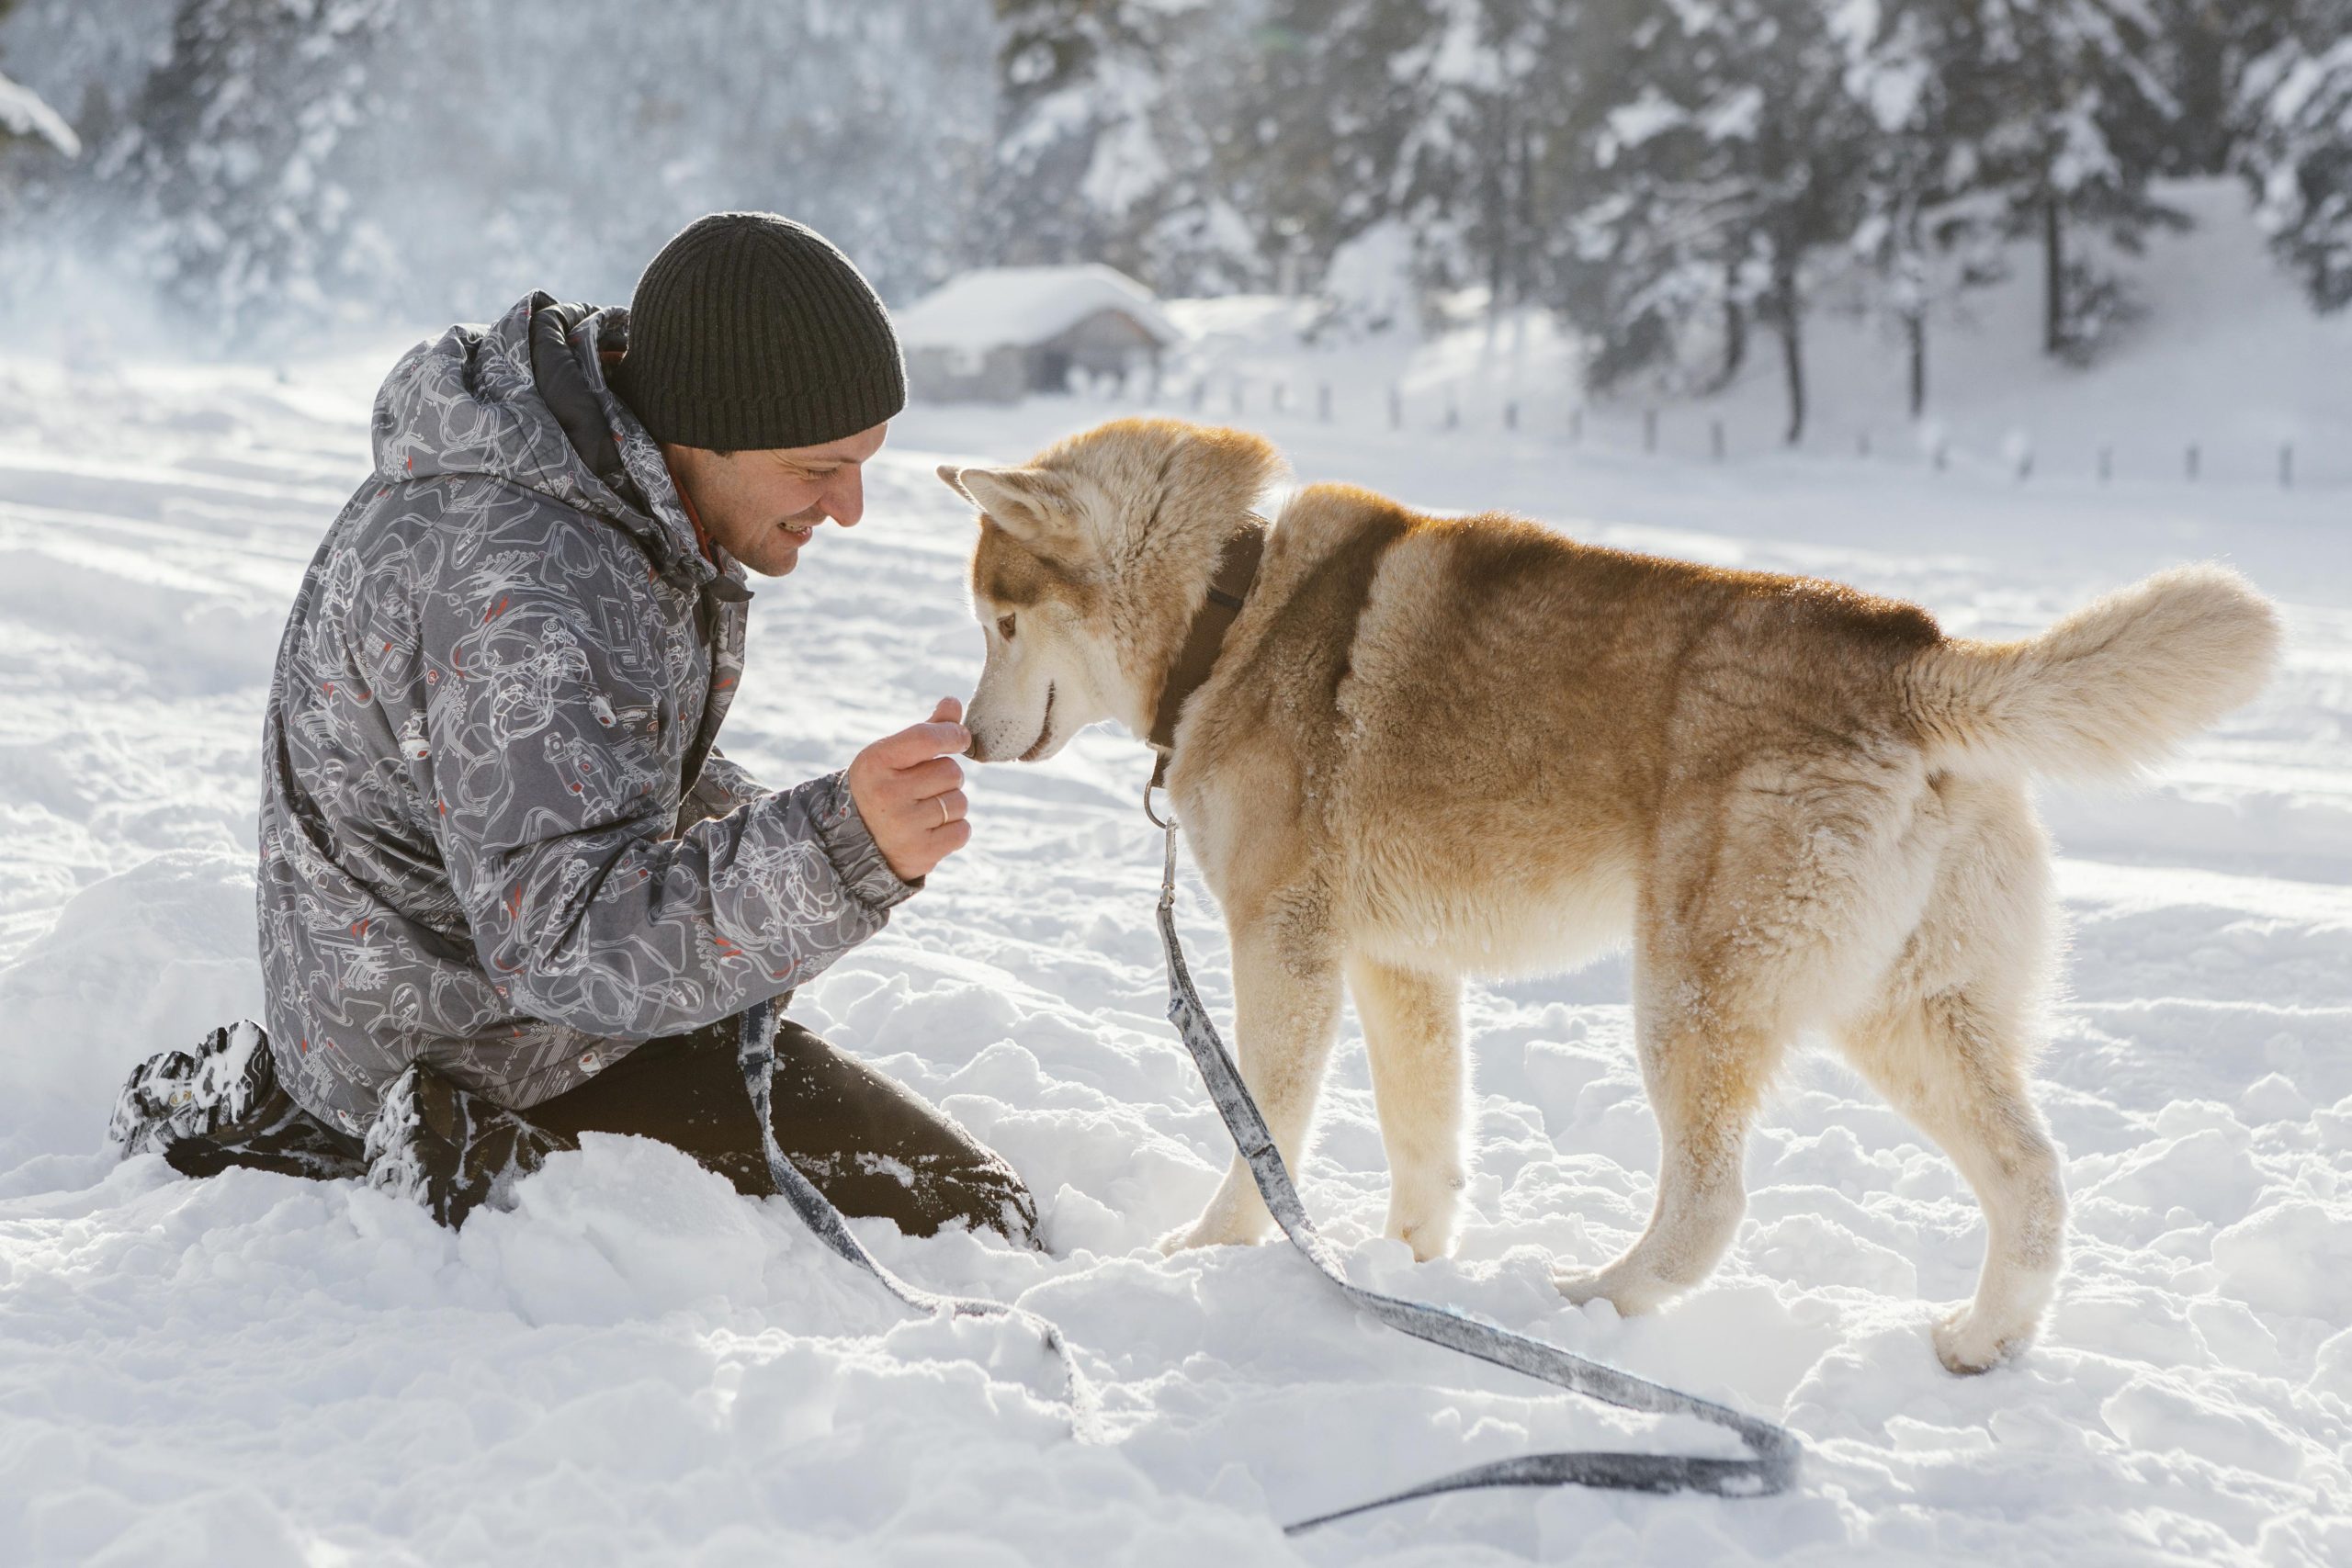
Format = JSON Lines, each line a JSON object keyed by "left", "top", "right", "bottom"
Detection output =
{"left": 937, "top": 418, "right": 2278, "bottom": 1372}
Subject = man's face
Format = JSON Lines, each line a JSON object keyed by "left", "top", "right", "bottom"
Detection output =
{"left": 663, "top": 423, "right": 889, "bottom": 577}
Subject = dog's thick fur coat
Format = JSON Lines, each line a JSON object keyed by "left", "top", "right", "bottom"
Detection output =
{"left": 939, "top": 418, "right": 2280, "bottom": 1372}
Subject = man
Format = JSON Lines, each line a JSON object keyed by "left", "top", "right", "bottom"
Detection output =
{"left": 108, "top": 212, "right": 1035, "bottom": 1241}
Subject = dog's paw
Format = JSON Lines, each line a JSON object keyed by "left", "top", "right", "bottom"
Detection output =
{"left": 1385, "top": 1196, "right": 1459, "bottom": 1262}
{"left": 1388, "top": 1215, "right": 1455, "bottom": 1264}
{"left": 1157, "top": 1213, "right": 1269, "bottom": 1257}
{"left": 1932, "top": 1304, "right": 2029, "bottom": 1375}
{"left": 1553, "top": 1259, "right": 1673, "bottom": 1316}
{"left": 1385, "top": 1176, "right": 1464, "bottom": 1263}
{"left": 1155, "top": 1223, "right": 1204, "bottom": 1258}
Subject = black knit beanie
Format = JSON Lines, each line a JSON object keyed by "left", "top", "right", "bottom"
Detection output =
{"left": 614, "top": 212, "right": 906, "bottom": 451}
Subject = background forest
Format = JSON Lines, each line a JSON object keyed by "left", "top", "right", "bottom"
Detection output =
{"left": 3, "top": 1, "right": 2349, "bottom": 443}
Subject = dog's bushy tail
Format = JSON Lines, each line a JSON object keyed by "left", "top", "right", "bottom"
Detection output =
{"left": 1905, "top": 564, "right": 2280, "bottom": 782}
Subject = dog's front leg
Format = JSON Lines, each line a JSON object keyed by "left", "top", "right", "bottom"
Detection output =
{"left": 1163, "top": 907, "right": 1342, "bottom": 1254}
{"left": 1347, "top": 955, "right": 1468, "bottom": 1260}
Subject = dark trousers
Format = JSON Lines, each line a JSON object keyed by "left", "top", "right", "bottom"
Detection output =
{"left": 164, "top": 1011, "right": 1036, "bottom": 1243}
{"left": 531, "top": 1015, "right": 1037, "bottom": 1241}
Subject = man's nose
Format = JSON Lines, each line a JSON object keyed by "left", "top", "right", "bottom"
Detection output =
{"left": 826, "top": 470, "right": 864, "bottom": 527}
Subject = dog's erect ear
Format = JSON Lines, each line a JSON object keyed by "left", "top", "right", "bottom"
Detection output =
{"left": 934, "top": 463, "right": 975, "bottom": 503}
{"left": 945, "top": 465, "right": 1075, "bottom": 546}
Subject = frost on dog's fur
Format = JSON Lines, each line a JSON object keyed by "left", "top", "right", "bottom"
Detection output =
{"left": 940, "top": 418, "right": 2281, "bottom": 1374}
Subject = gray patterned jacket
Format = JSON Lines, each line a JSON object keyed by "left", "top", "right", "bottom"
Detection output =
{"left": 257, "top": 293, "right": 914, "bottom": 1132}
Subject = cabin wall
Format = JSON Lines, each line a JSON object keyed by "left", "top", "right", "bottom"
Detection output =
{"left": 907, "top": 344, "right": 1026, "bottom": 404}
{"left": 908, "top": 309, "right": 1168, "bottom": 402}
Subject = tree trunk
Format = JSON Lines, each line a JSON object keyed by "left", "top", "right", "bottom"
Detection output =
{"left": 1907, "top": 310, "right": 1927, "bottom": 420}
{"left": 1776, "top": 270, "right": 1805, "bottom": 446}
{"left": 1486, "top": 101, "right": 1511, "bottom": 323}
{"left": 1720, "top": 280, "right": 1747, "bottom": 389}
{"left": 2042, "top": 196, "right": 2064, "bottom": 356}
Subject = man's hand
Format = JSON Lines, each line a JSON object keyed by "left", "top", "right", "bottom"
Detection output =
{"left": 847, "top": 697, "right": 972, "bottom": 884}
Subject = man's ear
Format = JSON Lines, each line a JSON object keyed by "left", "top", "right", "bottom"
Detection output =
{"left": 944, "top": 465, "right": 1074, "bottom": 546}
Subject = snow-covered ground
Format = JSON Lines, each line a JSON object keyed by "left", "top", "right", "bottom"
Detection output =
{"left": 1, "top": 329, "right": 2347, "bottom": 1565}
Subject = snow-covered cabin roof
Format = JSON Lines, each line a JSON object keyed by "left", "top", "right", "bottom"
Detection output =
{"left": 893, "top": 265, "right": 1182, "bottom": 353}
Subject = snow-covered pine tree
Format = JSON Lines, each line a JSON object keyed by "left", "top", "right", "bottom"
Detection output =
{"left": 1547, "top": 1, "right": 1740, "bottom": 392}
{"left": 120, "top": 0, "right": 399, "bottom": 330}
{"left": 1934, "top": 0, "right": 2184, "bottom": 360}
{"left": 7, "top": 0, "right": 997, "bottom": 337}
{"left": 356, "top": 0, "right": 996, "bottom": 314}
{"left": 1232, "top": 0, "right": 1437, "bottom": 297}
{"left": 985, "top": 0, "right": 1262, "bottom": 293}
{"left": 2148, "top": 0, "right": 2295, "bottom": 175}
{"left": 0, "top": 0, "right": 83, "bottom": 163}
{"left": 1846, "top": 0, "right": 2011, "bottom": 419}
{"left": 2241, "top": 0, "right": 2352, "bottom": 310}
{"left": 1555, "top": 0, "right": 1871, "bottom": 445}
{"left": 1385, "top": 0, "right": 1549, "bottom": 321}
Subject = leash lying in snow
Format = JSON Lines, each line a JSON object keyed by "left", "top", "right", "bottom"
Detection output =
{"left": 1146, "top": 801, "right": 1801, "bottom": 1532}
{"left": 735, "top": 818, "right": 1799, "bottom": 1533}
{"left": 736, "top": 998, "right": 1098, "bottom": 1436}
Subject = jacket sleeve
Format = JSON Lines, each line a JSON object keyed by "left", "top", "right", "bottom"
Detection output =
{"left": 679, "top": 746, "right": 768, "bottom": 829}
{"left": 409, "top": 531, "right": 916, "bottom": 1039}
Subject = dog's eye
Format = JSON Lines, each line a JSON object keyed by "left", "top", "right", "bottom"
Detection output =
{"left": 997, "top": 615, "right": 1016, "bottom": 641}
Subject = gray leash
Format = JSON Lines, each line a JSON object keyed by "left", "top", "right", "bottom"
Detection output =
{"left": 735, "top": 998, "right": 1099, "bottom": 1437}
{"left": 733, "top": 818, "right": 1801, "bottom": 1534}
{"left": 1148, "top": 814, "right": 1801, "bottom": 1532}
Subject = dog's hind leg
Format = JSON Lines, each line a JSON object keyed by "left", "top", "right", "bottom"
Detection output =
{"left": 1555, "top": 786, "right": 1826, "bottom": 1316}
{"left": 1346, "top": 955, "right": 1467, "bottom": 1260}
{"left": 1554, "top": 976, "right": 1777, "bottom": 1316}
{"left": 1164, "top": 902, "right": 1344, "bottom": 1253}
{"left": 1837, "top": 786, "right": 2065, "bottom": 1373}
{"left": 1838, "top": 989, "right": 2064, "bottom": 1373}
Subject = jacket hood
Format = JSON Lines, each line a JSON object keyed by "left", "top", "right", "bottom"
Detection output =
{"left": 370, "top": 292, "right": 720, "bottom": 585}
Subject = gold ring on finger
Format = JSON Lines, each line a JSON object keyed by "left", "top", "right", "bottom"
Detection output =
{"left": 940, "top": 797, "right": 951, "bottom": 828}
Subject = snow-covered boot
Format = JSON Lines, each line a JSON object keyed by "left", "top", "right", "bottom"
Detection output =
{"left": 110, "top": 1021, "right": 272, "bottom": 1155}
{"left": 108, "top": 1021, "right": 366, "bottom": 1181}
{"left": 363, "top": 1063, "right": 577, "bottom": 1229}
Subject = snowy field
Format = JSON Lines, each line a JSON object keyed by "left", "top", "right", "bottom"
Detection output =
{"left": 1, "top": 342, "right": 2348, "bottom": 1566}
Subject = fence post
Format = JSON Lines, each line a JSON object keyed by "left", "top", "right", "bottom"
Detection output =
{"left": 2281, "top": 442, "right": 2294, "bottom": 490}
{"left": 1644, "top": 408, "right": 1657, "bottom": 454}
{"left": 2186, "top": 443, "right": 2199, "bottom": 482}
{"left": 1857, "top": 430, "right": 1871, "bottom": 459}
{"left": 1932, "top": 439, "right": 1948, "bottom": 473}
{"left": 1711, "top": 419, "right": 1724, "bottom": 462}
{"left": 1192, "top": 378, "right": 1206, "bottom": 413}
{"left": 2098, "top": 446, "right": 2111, "bottom": 484}
{"left": 1318, "top": 382, "right": 1331, "bottom": 423}
{"left": 1444, "top": 394, "right": 1459, "bottom": 430}
{"left": 1504, "top": 399, "right": 1518, "bottom": 431}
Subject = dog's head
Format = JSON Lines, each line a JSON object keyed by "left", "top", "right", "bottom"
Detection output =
{"left": 937, "top": 418, "right": 1281, "bottom": 763}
